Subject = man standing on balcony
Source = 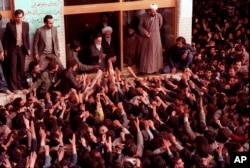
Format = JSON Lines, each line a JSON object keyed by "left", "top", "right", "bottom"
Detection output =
{"left": 33, "top": 15, "right": 64, "bottom": 71}
{"left": 3, "top": 9, "right": 30, "bottom": 92}
{"left": 138, "top": 3, "right": 163, "bottom": 74}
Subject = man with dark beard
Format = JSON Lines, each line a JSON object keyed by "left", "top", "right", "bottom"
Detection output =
{"left": 123, "top": 25, "right": 141, "bottom": 67}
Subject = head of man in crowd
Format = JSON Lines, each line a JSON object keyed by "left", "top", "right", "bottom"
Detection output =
{"left": 47, "top": 61, "right": 59, "bottom": 74}
{"left": 44, "top": 15, "right": 54, "bottom": 29}
{"left": 176, "top": 36, "right": 186, "bottom": 49}
{"left": 94, "top": 33, "right": 102, "bottom": 49}
{"left": 70, "top": 40, "right": 81, "bottom": 52}
{"left": 67, "top": 59, "right": 78, "bottom": 72}
{"left": 102, "top": 26, "right": 113, "bottom": 41}
{"left": 14, "top": 9, "right": 24, "bottom": 24}
{"left": 28, "top": 61, "right": 41, "bottom": 74}
{"left": 126, "top": 24, "right": 135, "bottom": 37}
{"left": 100, "top": 12, "right": 109, "bottom": 24}
{"left": 149, "top": 3, "right": 158, "bottom": 16}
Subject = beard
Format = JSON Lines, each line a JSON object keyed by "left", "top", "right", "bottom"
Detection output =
{"left": 95, "top": 44, "right": 102, "bottom": 50}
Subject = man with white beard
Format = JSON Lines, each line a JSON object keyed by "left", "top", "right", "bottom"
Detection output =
{"left": 102, "top": 26, "right": 118, "bottom": 66}
{"left": 90, "top": 33, "right": 106, "bottom": 71}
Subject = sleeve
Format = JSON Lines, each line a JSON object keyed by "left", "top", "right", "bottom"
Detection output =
{"left": 184, "top": 117, "right": 196, "bottom": 140}
{"left": 78, "top": 63, "right": 94, "bottom": 72}
{"left": 136, "top": 130, "right": 144, "bottom": 157}
{"left": 168, "top": 47, "right": 176, "bottom": 68}
{"left": 43, "top": 155, "right": 52, "bottom": 168}
{"left": 159, "top": 14, "right": 163, "bottom": 28}
{"left": 69, "top": 153, "right": 78, "bottom": 167}
{"left": 68, "top": 72, "right": 82, "bottom": 90}
{"left": 55, "top": 28, "right": 59, "bottom": 53}
{"left": 90, "top": 45, "right": 100, "bottom": 63}
{"left": 105, "top": 152, "right": 113, "bottom": 167}
{"left": 33, "top": 28, "right": 40, "bottom": 55}
{"left": 0, "top": 40, "right": 3, "bottom": 53}
{"left": 28, "top": 71, "right": 46, "bottom": 92}
{"left": 26, "top": 22, "right": 30, "bottom": 50}
{"left": 31, "top": 138, "right": 38, "bottom": 152}
{"left": 217, "top": 155, "right": 225, "bottom": 168}
{"left": 3, "top": 23, "right": 10, "bottom": 50}
{"left": 121, "top": 113, "right": 129, "bottom": 127}
{"left": 138, "top": 15, "right": 147, "bottom": 37}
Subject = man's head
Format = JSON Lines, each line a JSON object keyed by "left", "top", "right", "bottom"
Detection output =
{"left": 127, "top": 24, "right": 135, "bottom": 37}
{"left": 94, "top": 33, "right": 102, "bottom": 45}
{"left": 14, "top": 9, "right": 24, "bottom": 24}
{"left": 43, "top": 15, "right": 54, "bottom": 29}
{"left": 67, "top": 59, "right": 78, "bottom": 72}
{"left": 149, "top": 3, "right": 158, "bottom": 16}
{"left": 176, "top": 36, "right": 186, "bottom": 48}
{"left": 28, "top": 61, "right": 40, "bottom": 74}
{"left": 102, "top": 26, "right": 113, "bottom": 39}
{"left": 100, "top": 12, "right": 109, "bottom": 23}
{"left": 47, "top": 61, "right": 59, "bottom": 73}
{"left": 70, "top": 40, "right": 81, "bottom": 52}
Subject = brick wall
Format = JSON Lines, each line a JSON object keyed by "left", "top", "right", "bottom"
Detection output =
{"left": 176, "top": 0, "right": 193, "bottom": 44}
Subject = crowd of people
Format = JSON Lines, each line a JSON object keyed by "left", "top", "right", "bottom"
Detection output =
{"left": 0, "top": 0, "right": 249, "bottom": 167}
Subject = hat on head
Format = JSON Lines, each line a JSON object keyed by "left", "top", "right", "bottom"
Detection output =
{"left": 102, "top": 26, "right": 113, "bottom": 34}
{"left": 149, "top": 3, "right": 158, "bottom": 10}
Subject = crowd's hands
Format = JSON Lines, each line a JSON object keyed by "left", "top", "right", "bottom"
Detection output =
{"left": 3, "top": 157, "right": 12, "bottom": 168}
{"left": 26, "top": 152, "right": 37, "bottom": 168}
{"left": 0, "top": 52, "right": 4, "bottom": 61}
{"left": 162, "top": 138, "right": 172, "bottom": 150}
{"left": 216, "top": 143, "right": 224, "bottom": 156}
{"left": 105, "top": 136, "right": 112, "bottom": 152}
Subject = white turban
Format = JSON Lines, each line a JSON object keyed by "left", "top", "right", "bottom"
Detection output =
{"left": 149, "top": 3, "right": 158, "bottom": 10}
{"left": 102, "top": 26, "right": 113, "bottom": 34}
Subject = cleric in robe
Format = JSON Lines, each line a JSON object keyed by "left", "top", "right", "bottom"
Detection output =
{"left": 138, "top": 3, "right": 163, "bottom": 74}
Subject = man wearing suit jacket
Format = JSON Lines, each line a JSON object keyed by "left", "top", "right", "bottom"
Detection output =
{"left": 33, "top": 15, "right": 64, "bottom": 71}
{"left": 3, "top": 9, "right": 30, "bottom": 92}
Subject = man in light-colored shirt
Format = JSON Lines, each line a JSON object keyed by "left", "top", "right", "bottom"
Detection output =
{"left": 33, "top": 15, "right": 64, "bottom": 71}
{"left": 3, "top": 9, "right": 30, "bottom": 92}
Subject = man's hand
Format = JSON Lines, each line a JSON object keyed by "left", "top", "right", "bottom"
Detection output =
{"left": 93, "top": 65, "right": 99, "bottom": 70}
{"left": 22, "top": 89, "right": 29, "bottom": 94}
{"left": 145, "top": 31, "right": 151, "bottom": 38}
{"left": 34, "top": 54, "right": 40, "bottom": 61}
{"left": 0, "top": 52, "right": 4, "bottom": 61}
{"left": 100, "top": 54, "right": 106, "bottom": 59}
{"left": 182, "top": 51, "right": 188, "bottom": 60}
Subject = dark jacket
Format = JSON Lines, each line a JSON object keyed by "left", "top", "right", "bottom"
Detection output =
{"left": 59, "top": 69, "right": 82, "bottom": 95}
{"left": 3, "top": 21, "right": 30, "bottom": 55}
